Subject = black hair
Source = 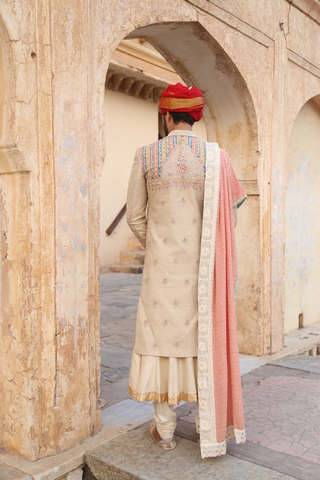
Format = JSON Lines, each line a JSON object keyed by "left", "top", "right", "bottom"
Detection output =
{"left": 169, "top": 111, "right": 195, "bottom": 126}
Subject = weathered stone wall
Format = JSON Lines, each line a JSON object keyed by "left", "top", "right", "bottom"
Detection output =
{"left": 285, "top": 98, "right": 320, "bottom": 333}
{"left": 0, "top": 0, "right": 319, "bottom": 461}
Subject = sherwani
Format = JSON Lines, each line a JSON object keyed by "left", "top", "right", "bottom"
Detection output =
{"left": 127, "top": 130, "right": 204, "bottom": 405}
{"left": 127, "top": 132, "right": 247, "bottom": 458}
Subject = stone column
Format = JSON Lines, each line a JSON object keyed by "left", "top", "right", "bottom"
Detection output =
{"left": 50, "top": 0, "right": 100, "bottom": 454}
{"left": 269, "top": 22, "right": 288, "bottom": 353}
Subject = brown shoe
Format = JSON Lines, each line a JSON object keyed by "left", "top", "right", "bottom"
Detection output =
{"left": 149, "top": 421, "right": 176, "bottom": 450}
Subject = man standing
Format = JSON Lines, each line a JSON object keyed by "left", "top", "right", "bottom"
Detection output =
{"left": 126, "top": 83, "right": 246, "bottom": 458}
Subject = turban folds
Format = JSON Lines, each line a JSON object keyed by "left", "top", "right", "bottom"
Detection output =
{"left": 159, "top": 83, "right": 204, "bottom": 122}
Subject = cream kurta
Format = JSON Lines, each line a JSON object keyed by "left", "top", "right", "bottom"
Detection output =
{"left": 127, "top": 130, "right": 206, "bottom": 358}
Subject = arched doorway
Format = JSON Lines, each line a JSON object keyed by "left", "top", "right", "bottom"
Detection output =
{"left": 284, "top": 94, "right": 320, "bottom": 333}
{"left": 100, "top": 20, "right": 260, "bottom": 390}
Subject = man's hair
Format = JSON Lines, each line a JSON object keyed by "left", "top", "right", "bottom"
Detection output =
{"left": 169, "top": 111, "right": 195, "bottom": 126}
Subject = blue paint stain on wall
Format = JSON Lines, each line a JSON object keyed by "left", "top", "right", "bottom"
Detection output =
{"left": 286, "top": 155, "right": 315, "bottom": 307}
{"left": 59, "top": 135, "right": 88, "bottom": 346}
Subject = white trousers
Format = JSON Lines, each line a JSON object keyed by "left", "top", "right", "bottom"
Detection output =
{"left": 153, "top": 401, "right": 200, "bottom": 440}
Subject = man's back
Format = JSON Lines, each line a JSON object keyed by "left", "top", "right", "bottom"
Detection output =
{"left": 127, "top": 130, "right": 206, "bottom": 357}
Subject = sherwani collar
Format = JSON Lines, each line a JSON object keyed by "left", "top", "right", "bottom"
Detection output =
{"left": 168, "top": 130, "right": 197, "bottom": 137}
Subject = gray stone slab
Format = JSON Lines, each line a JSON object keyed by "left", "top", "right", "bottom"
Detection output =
{"left": 101, "top": 299, "right": 138, "bottom": 308}
{"left": 100, "top": 323, "right": 134, "bottom": 338}
{"left": 100, "top": 344, "right": 132, "bottom": 369}
{"left": 85, "top": 427, "right": 294, "bottom": 480}
{"left": 268, "top": 354, "right": 320, "bottom": 373}
{"left": 99, "top": 377, "right": 131, "bottom": 408}
{"left": 0, "top": 461, "right": 32, "bottom": 480}
{"left": 228, "top": 440, "right": 320, "bottom": 480}
{"left": 100, "top": 273, "right": 142, "bottom": 290}
{"left": 101, "top": 366, "right": 130, "bottom": 383}
{"left": 174, "top": 417, "right": 320, "bottom": 480}
{"left": 101, "top": 335, "right": 134, "bottom": 350}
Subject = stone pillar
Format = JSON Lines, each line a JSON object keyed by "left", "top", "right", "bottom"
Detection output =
{"left": 0, "top": 0, "right": 100, "bottom": 461}
{"left": 270, "top": 22, "right": 288, "bottom": 353}
{"left": 50, "top": 0, "right": 101, "bottom": 454}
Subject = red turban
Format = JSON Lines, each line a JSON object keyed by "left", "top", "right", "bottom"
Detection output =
{"left": 159, "top": 83, "right": 204, "bottom": 122}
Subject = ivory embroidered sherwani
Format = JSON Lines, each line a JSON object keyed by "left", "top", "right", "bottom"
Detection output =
{"left": 127, "top": 130, "right": 247, "bottom": 458}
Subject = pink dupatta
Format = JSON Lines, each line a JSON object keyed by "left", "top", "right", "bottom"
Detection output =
{"left": 198, "top": 143, "right": 246, "bottom": 459}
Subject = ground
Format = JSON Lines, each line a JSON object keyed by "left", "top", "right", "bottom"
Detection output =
{"left": 0, "top": 273, "right": 319, "bottom": 479}
{"left": 99, "top": 273, "right": 141, "bottom": 407}
{"left": 96, "top": 273, "right": 320, "bottom": 480}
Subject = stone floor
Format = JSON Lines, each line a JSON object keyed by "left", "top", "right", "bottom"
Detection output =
{"left": 87, "top": 355, "right": 320, "bottom": 480}
{"left": 1, "top": 273, "right": 320, "bottom": 480}
{"left": 99, "top": 273, "right": 141, "bottom": 407}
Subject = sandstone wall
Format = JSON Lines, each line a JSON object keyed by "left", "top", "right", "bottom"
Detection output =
{"left": 0, "top": 0, "right": 319, "bottom": 460}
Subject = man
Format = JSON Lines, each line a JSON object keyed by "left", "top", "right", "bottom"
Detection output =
{"left": 126, "top": 83, "right": 246, "bottom": 458}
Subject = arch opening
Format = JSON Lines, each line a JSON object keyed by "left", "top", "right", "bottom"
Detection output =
{"left": 284, "top": 94, "right": 320, "bottom": 334}
{"left": 98, "top": 19, "right": 261, "bottom": 407}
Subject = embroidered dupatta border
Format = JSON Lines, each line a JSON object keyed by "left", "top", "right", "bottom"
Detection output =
{"left": 198, "top": 142, "right": 220, "bottom": 458}
{"left": 198, "top": 143, "right": 246, "bottom": 459}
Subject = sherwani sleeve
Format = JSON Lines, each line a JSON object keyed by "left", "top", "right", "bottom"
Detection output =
{"left": 126, "top": 150, "right": 148, "bottom": 247}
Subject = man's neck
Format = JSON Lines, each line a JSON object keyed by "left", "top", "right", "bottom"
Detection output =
{"left": 169, "top": 122, "right": 193, "bottom": 132}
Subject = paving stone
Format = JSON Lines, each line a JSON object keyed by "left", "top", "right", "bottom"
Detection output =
{"left": 101, "top": 335, "right": 134, "bottom": 350}
{"left": 0, "top": 462, "right": 32, "bottom": 480}
{"left": 84, "top": 427, "right": 294, "bottom": 480}
{"left": 101, "top": 366, "right": 131, "bottom": 383}
{"left": 268, "top": 354, "right": 320, "bottom": 373}
{"left": 228, "top": 440, "right": 320, "bottom": 480}
{"left": 100, "top": 378, "right": 132, "bottom": 408}
{"left": 100, "top": 323, "right": 135, "bottom": 338}
{"left": 101, "top": 299, "right": 138, "bottom": 308}
{"left": 240, "top": 364, "right": 320, "bottom": 468}
{"left": 100, "top": 344, "right": 133, "bottom": 369}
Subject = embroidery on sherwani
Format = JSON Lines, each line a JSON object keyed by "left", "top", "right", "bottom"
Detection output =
{"left": 138, "top": 133, "right": 206, "bottom": 190}
{"left": 198, "top": 143, "right": 246, "bottom": 459}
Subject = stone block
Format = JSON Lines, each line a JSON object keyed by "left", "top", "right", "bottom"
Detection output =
{"left": 268, "top": 354, "right": 320, "bottom": 373}
{"left": 84, "top": 427, "right": 294, "bottom": 480}
{"left": 0, "top": 462, "right": 32, "bottom": 480}
{"left": 100, "top": 344, "right": 133, "bottom": 369}
{"left": 64, "top": 467, "right": 84, "bottom": 480}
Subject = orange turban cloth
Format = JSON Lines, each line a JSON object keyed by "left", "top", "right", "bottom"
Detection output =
{"left": 159, "top": 83, "right": 205, "bottom": 122}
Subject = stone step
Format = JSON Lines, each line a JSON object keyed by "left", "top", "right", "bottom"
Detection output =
{"left": 120, "top": 250, "right": 145, "bottom": 265}
{"left": 128, "top": 236, "right": 145, "bottom": 252}
{"left": 84, "top": 426, "right": 287, "bottom": 480}
{"left": 100, "top": 264, "right": 143, "bottom": 274}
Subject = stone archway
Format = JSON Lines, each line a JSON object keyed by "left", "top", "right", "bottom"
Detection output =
{"left": 102, "top": 21, "right": 261, "bottom": 354}
{"left": 284, "top": 94, "right": 320, "bottom": 333}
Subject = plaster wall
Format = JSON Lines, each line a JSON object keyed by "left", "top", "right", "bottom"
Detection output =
{"left": 284, "top": 100, "right": 320, "bottom": 333}
{"left": 99, "top": 88, "right": 207, "bottom": 267}
{"left": 100, "top": 89, "right": 158, "bottom": 266}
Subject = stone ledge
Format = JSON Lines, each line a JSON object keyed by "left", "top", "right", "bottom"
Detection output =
{"left": 0, "top": 461, "right": 32, "bottom": 480}
{"left": 84, "top": 427, "right": 294, "bottom": 480}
